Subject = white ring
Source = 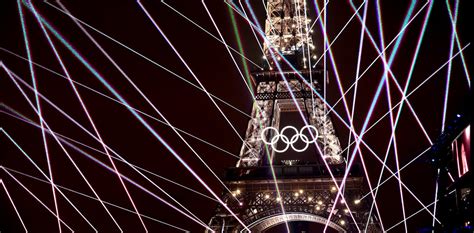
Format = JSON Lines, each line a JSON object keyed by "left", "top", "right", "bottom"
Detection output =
{"left": 261, "top": 127, "right": 279, "bottom": 144}
{"left": 291, "top": 134, "right": 309, "bottom": 152}
{"left": 300, "top": 125, "right": 319, "bottom": 144}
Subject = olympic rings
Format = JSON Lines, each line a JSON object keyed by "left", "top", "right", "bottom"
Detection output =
{"left": 261, "top": 125, "right": 319, "bottom": 153}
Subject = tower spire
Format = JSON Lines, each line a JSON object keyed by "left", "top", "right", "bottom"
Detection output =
{"left": 263, "top": 0, "right": 315, "bottom": 69}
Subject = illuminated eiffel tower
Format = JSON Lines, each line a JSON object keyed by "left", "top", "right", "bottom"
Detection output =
{"left": 207, "top": 0, "right": 381, "bottom": 232}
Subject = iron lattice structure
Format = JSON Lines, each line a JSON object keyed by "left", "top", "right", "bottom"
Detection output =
{"left": 263, "top": 0, "right": 315, "bottom": 68}
{"left": 208, "top": 0, "right": 381, "bottom": 232}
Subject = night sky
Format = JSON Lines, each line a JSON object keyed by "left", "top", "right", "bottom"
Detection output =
{"left": 1, "top": 0, "right": 472, "bottom": 232}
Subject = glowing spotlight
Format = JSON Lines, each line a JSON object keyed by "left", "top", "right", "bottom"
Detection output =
{"left": 340, "top": 220, "right": 346, "bottom": 225}
{"left": 354, "top": 199, "right": 361, "bottom": 205}
{"left": 264, "top": 194, "right": 270, "bottom": 199}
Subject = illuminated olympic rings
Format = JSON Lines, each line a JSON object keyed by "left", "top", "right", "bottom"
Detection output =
{"left": 261, "top": 125, "right": 319, "bottom": 153}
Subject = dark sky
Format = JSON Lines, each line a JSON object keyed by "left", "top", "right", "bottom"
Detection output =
{"left": 1, "top": 0, "right": 472, "bottom": 232}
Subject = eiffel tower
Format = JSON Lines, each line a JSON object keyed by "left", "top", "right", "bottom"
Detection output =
{"left": 207, "top": 0, "right": 381, "bottom": 232}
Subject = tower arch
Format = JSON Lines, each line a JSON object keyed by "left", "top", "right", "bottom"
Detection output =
{"left": 245, "top": 212, "right": 347, "bottom": 232}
